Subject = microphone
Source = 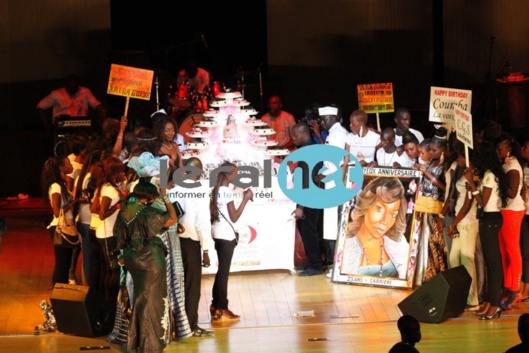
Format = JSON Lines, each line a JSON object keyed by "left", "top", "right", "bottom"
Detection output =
{"left": 200, "top": 33, "right": 208, "bottom": 49}
{"left": 245, "top": 188, "right": 254, "bottom": 202}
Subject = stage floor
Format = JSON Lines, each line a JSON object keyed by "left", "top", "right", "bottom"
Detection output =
{"left": 0, "top": 217, "right": 527, "bottom": 352}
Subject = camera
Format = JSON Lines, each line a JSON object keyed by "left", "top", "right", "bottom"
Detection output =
{"left": 302, "top": 107, "right": 321, "bottom": 124}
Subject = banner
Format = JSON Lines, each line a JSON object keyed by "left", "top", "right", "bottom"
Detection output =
{"left": 167, "top": 176, "right": 297, "bottom": 274}
{"left": 331, "top": 168, "right": 421, "bottom": 289}
{"left": 107, "top": 64, "right": 154, "bottom": 100}
{"left": 454, "top": 106, "right": 473, "bottom": 148}
{"left": 357, "top": 82, "right": 394, "bottom": 113}
{"left": 428, "top": 86, "right": 472, "bottom": 128}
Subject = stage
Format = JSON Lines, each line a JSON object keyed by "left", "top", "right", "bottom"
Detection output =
{"left": 0, "top": 217, "right": 526, "bottom": 352}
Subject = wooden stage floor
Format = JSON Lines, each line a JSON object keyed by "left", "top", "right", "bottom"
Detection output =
{"left": 0, "top": 216, "right": 527, "bottom": 353}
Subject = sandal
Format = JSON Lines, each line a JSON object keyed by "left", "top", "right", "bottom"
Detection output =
{"left": 192, "top": 327, "right": 214, "bottom": 337}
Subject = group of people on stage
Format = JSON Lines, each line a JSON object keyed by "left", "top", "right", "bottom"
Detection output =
{"left": 281, "top": 98, "right": 529, "bottom": 324}
{"left": 37, "top": 72, "right": 256, "bottom": 353}
{"left": 36, "top": 69, "right": 529, "bottom": 353}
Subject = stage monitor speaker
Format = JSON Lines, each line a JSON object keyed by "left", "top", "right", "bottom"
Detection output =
{"left": 398, "top": 265, "right": 471, "bottom": 324}
{"left": 50, "top": 283, "right": 111, "bottom": 337}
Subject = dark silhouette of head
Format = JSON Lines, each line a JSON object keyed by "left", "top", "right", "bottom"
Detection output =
{"left": 397, "top": 315, "right": 421, "bottom": 345}
{"left": 518, "top": 313, "right": 529, "bottom": 344}
{"left": 185, "top": 60, "right": 198, "bottom": 79}
{"left": 65, "top": 74, "right": 80, "bottom": 96}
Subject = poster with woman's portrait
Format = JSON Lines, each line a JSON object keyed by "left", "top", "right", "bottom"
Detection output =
{"left": 332, "top": 167, "right": 422, "bottom": 289}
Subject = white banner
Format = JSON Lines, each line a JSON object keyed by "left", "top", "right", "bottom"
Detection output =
{"left": 429, "top": 86, "right": 472, "bottom": 128}
{"left": 454, "top": 106, "right": 473, "bottom": 148}
{"left": 168, "top": 176, "right": 297, "bottom": 274}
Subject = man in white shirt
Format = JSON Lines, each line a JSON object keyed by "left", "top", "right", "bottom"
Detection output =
{"left": 173, "top": 157, "right": 213, "bottom": 336}
{"left": 376, "top": 127, "right": 409, "bottom": 168}
{"left": 394, "top": 108, "right": 425, "bottom": 147}
{"left": 319, "top": 106, "right": 348, "bottom": 275}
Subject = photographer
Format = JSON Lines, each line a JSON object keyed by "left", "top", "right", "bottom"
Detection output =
{"left": 302, "top": 104, "right": 326, "bottom": 144}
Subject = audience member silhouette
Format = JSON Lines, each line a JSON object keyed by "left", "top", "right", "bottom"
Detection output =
{"left": 389, "top": 315, "right": 422, "bottom": 353}
{"left": 505, "top": 313, "right": 529, "bottom": 353}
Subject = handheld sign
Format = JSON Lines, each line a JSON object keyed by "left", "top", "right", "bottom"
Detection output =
{"left": 454, "top": 106, "right": 473, "bottom": 168}
{"left": 357, "top": 82, "right": 394, "bottom": 131}
{"left": 429, "top": 86, "right": 472, "bottom": 131}
{"left": 107, "top": 64, "right": 154, "bottom": 116}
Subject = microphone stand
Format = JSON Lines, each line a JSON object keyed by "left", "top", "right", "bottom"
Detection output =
{"left": 154, "top": 76, "right": 160, "bottom": 110}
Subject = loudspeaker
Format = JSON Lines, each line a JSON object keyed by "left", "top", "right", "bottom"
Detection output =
{"left": 50, "top": 283, "right": 112, "bottom": 337}
{"left": 398, "top": 265, "right": 471, "bottom": 323}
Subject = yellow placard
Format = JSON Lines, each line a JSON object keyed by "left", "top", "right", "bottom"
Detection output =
{"left": 357, "top": 82, "right": 394, "bottom": 113}
{"left": 107, "top": 64, "right": 154, "bottom": 101}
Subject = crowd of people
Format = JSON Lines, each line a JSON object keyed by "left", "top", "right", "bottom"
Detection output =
{"left": 37, "top": 72, "right": 529, "bottom": 352}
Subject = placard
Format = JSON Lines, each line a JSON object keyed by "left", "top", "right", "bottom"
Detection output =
{"left": 331, "top": 168, "right": 421, "bottom": 289}
{"left": 428, "top": 86, "right": 472, "bottom": 127}
{"left": 454, "top": 106, "right": 473, "bottom": 148}
{"left": 107, "top": 64, "right": 154, "bottom": 100}
{"left": 357, "top": 82, "right": 394, "bottom": 113}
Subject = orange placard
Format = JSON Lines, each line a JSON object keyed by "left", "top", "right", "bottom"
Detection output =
{"left": 357, "top": 82, "right": 394, "bottom": 113}
{"left": 107, "top": 64, "right": 154, "bottom": 101}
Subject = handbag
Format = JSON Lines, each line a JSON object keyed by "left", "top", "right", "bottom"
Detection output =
{"left": 53, "top": 208, "right": 80, "bottom": 247}
{"left": 414, "top": 195, "right": 444, "bottom": 214}
{"left": 172, "top": 200, "right": 186, "bottom": 234}
{"left": 219, "top": 210, "right": 239, "bottom": 245}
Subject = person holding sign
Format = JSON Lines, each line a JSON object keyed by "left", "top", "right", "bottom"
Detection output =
{"left": 447, "top": 142, "right": 480, "bottom": 310}
{"left": 494, "top": 133, "right": 525, "bottom": 309}
{"left": 393, "top": 108, "right": 424, "bottom": 147}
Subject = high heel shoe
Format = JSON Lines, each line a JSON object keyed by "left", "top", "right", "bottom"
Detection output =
{"left": 500, "top": 291, "right": 521, "bottom": 310}
{"left": 479, "top": 307, "right": 502, "bottom": 320}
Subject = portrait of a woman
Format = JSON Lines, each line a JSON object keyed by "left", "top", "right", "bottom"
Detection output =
{"left": 343, "top": 177, "right": 410, "bottom": 279}
{"left": 223, "top": 115, "right": 239, "bottom": 139}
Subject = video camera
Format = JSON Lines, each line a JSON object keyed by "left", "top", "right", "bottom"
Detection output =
{"left": 302, "top": 106, "right": 321, "bottom": 124}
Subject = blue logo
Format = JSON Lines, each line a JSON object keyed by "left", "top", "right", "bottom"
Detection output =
{"left": 278, "top": 145, "right": 363, "bottom": 208}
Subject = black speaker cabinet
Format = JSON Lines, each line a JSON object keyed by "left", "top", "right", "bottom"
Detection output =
{"left": 50, "top": 283, "right": 111, "bottom": 337}
{"left": 398, "top": 265, "right": 471, "bottom": 323}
